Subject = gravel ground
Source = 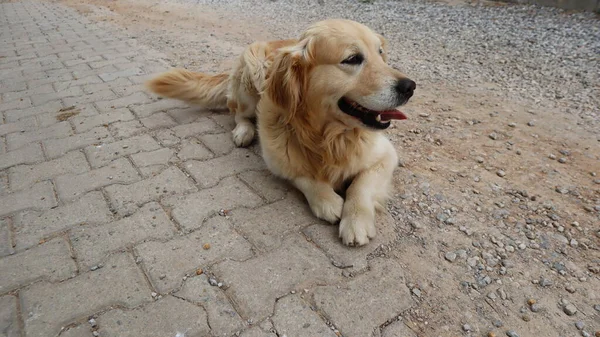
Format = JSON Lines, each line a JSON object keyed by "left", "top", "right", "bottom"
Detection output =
{"left": 59, "top": 0, "right": 600, "bottom": 335}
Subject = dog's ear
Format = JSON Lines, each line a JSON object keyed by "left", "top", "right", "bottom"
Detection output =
{"left": 376, "top": 34, "right": 389, "bottom": 63}
{"left": 266, "top": 39, "right": 312, "bottom": 123}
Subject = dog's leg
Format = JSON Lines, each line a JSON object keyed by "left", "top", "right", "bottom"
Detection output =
{"left": 231, "top": 96, "right": 257, "bottom": 147}
{"left": 339, "top": 142, "right": 397, "bottom": 246}
{"left": 293, "top": 177, "right": 343, "bottom": 224}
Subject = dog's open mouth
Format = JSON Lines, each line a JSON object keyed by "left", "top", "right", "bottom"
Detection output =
{"left": 338, "top": 97, "right": 407, "bottom": 129}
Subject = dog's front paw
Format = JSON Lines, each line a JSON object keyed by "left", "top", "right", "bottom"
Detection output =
{"left": 339, "top": 208, "right": 376, "bottom": 246}
{"left": 232, "top": 122, "right": 255, "bottom": 147}
{"left": 310, "top": 193, "right": 344, "bottom": 224}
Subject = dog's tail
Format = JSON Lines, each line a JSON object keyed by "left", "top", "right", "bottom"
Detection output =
{"left": 145, "top": 69, "right": 229, "bottom": 109}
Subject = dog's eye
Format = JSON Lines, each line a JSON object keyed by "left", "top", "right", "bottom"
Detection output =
{"left": 379, "top": 47, "right": 384, "bottom": 54}
{"left": 341, "top": 54, "right": 364, "bottom": 65}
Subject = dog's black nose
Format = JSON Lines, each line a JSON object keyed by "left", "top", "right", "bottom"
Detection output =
{"left": 395, "top": 78, "right": 416, "bottom": 98}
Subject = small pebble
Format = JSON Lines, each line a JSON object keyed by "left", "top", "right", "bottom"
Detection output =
{"left": 564, "top": 303, "right": 578, "bottom": 316}
{"left": 581, "top": 332, "right": 590, "bottom": 337}
{"left": 576, "top": 322, "right": 585, "bottom": 330}
{"left": 530, "top": 304, "right": 541, "bottom": 312}
{"left": 566, "top": 285, "right": 576, "bottom": 293}
{"left": 527, "top": 120, "right": 535, "bottom": 126}
{"left": 93, "top": 332, "right": 99, "bottom": 337}
{"left": 527, "top": 298, "right": 536, "bottom": 306}
{"left": 548, "top": 154, "right": 557, "bottom": 160}
{"left": 506, "top": 330, "right": 520, "bottom": 337}
{"left": 497, "top": 170, "right": 506, "bottom": 177}
{"left": 594, "top": 304, "right": 600, "bottom": 311}
{"left": 203, "top": 243, "right": 211, "bottom": 250}
{"left": 462, "top": 324, "right": 472, "bottom": 332}
{"left": 208, "top": 278, "right": 218, "bottom": 286}
{"left": 475, "top": 156, "right": 485, "bottom": 163}
{"left": 489, "top": 132, "right": 499, "bottom": 140}
{"left": 522, "top": 314, "right": 531, "bottom": 322}
{"left": 88, "top": 318, "right": 97, "bottom": 327}
{"left": 488, "top": 332, "right": 497, "bottom": 337}
{"left": 508, "top": 122, "right": 516, "bottom": 127}
{"left": 493, "top": 320, "right": 504, "bottom": 327}
{"left": 540, "top": 278, "right": 552, "bottom": 287}
{"left": 558, "top": 157, "right": 567, "bottom": 163}
{"left": 445, "top": 252, "right": 457, "bottom": 262}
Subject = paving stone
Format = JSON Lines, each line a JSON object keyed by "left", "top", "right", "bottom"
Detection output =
{"left": 5, "top": 121, "right": 72, "bottom": 151}
{"left": 184, "top": 148, "right": 265, "bottom": 188}
{"left": 4, "top": 100, "right": 63, "bottom": 122}
{"left": 136, "top": 216, "right": 253, "bottom": 293}
{"left": 155, "top": 129, "right": 180, "bottom": 146}
{"left": 21, "top": 253, "right": 151, "bottom": 337}
{"left": 0, "top": 219, "right": 12, "bottom": 257}
{"left": 2, "top": 83, "right": 54, "bottom": 103}
{"left": 312, "top": 258, "right": 414, "bottom": 337}
{"left": 175, "top": 274, "right": 245, "bottom": 336}
{"left": 0, "top": 96, "right": 31, "bottom": 112}
{"left": 240, "top": 327, "right": 277, "bottom": 337}
{"left": 381, "top": 320, "right": 418, "bottom": 337}
{"left": 0, "top": 296, "right": 20, "bottom": 337}
{"left": 28, "top": 74, "right": 73, "bottom": 90}
{"left": 71, "top": 108, "right": 135, "bottom": 133}
{"left": 213, "top": 234, "right": 341, "bottom": 322}
{"left": 131, "top": 147, "right": 175, "bottom": 167}
{"left": 163, "top": 176, "right": 263, "bottom": 231}
{"left": 36, "top": 104, "right": 98, "bottom": 128}
{"left": 105, "top": 166, "right": 195, "bottom": 216}
{"left": 98, "top": 296, "right": 210, "bottom": 337}
{"left": 85, "top": 134, "right": 160, "bottom": 168}
{"left": 172, "top": 117, "right": 223, "bottom": 138}
{"left": 71, "top": 202, "right": 176, "bottom": 269}
{"left": 139, "top": 112, "right": 177, "bottom": 130}
{"left": 55, "top": 158, "right": 139, "bottom": 202}
{"left": 108, "top": 119, "right": 146, "bottom": 140}
{"left": 238, "top": 170, "right": 290, "bottom": 203}
{"left": 303, "top": 213, "right": 397, "bottom": 272}
{"left": 0, "top": 238, "right": 76, "bottom": 293}
{"left": 177, "top": 138, "right": 214, "bottom": 161}
{"left": 54, "top": 74, "right": 103, "bottom": 92}
{"left": 210, "top": 113, "right": 236, "bottom": 131}
{"left": 131, "top": 99, "right": 188, "bottom": 118}
{"left": 14, "top": 191, "right": 112, "bottom": 250}
{"left": 272, "top": 295, "right": 337, "bottom": 337}
{"left": 9, "top": 150, "right": 89, "bottom": 191}
{"left": 0, "top": 117, "right": 38, "bottom": 137}
{"left": 95, "top": 92, "right": 153, "bottom": 112}
{"left": 44, "top": 126, "right": 112, "bottom": 159}
{"left": 30, "top": 85, "right": 83, "bottom": 106}
{"left": 199, "top": 132, "right": 235, "bottom": 156}
{"left": 0, "top": 81, "right": 26, "bottom": 95}
{"left": 59, "top": 324, "right": 91, "bottom": 337}
{"left": 62, "top": 89, "right": 117, "bottom": 107}
{"left": 166, "top": 106, "right": 211, "bottom": 123}
{"left": 99, "top": 67, "right": 144, "bottom": 82}
{"left": 112, "top": 83, "right": 147, "bottom": 98}
{"left": 0, "top": 143, "right": 43, "bottom": 170}
{"left": 231, "top": 193, "right": 315, "bottom": 252}
{"left": 0, "top": 181, "right": 57, "bottom": 217}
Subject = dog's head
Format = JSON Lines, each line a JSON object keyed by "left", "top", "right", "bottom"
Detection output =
{"left": 265, "top": 19, "right": 415, "bottom": 130}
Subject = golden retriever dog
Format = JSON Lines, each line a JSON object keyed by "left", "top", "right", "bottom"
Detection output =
{"left": 146, "top": 19, "right": 416, "bottom": 246}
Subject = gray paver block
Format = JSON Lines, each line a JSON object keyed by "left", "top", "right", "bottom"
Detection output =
{"left": 99, "top": 67, "right": 144, "bottom": 82}
{"left": 21, "top": 253, "right": 151, "bottom": 337}
{"left": 14, "top": 191, "right": 112, "bottom": 250}
{"left": 199, "top": 132, "right": 235, "bottom": 156}
{"left": 4, "top": 100, "right": 63, "bottom": 123}
{"left": 54, "top": 75, "right": 103, "bottom": 92}
{"left": 184, "top": 148, "right": 266, "bottom": 188}
{"left": 6, "top": 121, "right": 72, "bottom": 151}
{"left": 0, "top": 238, "right": 76, "bottom": 293}
{"left": 272, "top": 295, "right": 337, "bottom": 337}
{"left": 0, "top": 96, "right": 31, "bottom": 112}
{"left": 312, "top": 258, "right": 414, "bottom": 337}
{"left": 0, "top": 143, "right": 43, "bottom": 170}
{"left": 0, "top": 181, "right": 57, "bottom": 217}
{"left": 240, "top": 327, "right": 277, "bottom": 337}
{"left": 172, "top": 117, "right": 223, "bottom": 138}
{"left": 135, "top": 216, "right": 253, "bottom": 293}
{"left": 8, "top": 150, "right": 89, "bottom": 191}
{"left": 155, "top": 129, "right": 180, "bottom": 146}
{"left": 70, "top": 202, "right": 175, "bottom": 269}
{"left": 83, "top": 77, "right": 131, "bottom": 95}
{"left": 237, "top": 170, "right": 290, "bottom": 203}
{"left": 303, "top": 213, "right": 397, "bottom": 272}
{"left": 55, "top": 157, "right": 140, "bottom": 202}
{"left": 163, "top": 176, "right": 263, "bottom": 231}
{"left": 85, "top": 134, "right": 161, "bottom": 168}
{"left": 130, "top": 147, "right": 175, "bottom": 168}
{"left": 212, "top": 234, "right": 341, "bottom": 322}
{"left": 381, "top": 320, "right": 418, "bottom": 337}
{"left": 130, "top": 98, "right": 188, "bottom": 118}
{"left": 0, "top": 219, "right": 12, "bottom": 257}
{"left": 97, "top": 296, "right": 210, "bottom": 337}
{"left": 0, "top": 116, "right": 37, "bottom": 137}
{"left": 44, "top": 126, "right": 112, "bottom": 159}
{"left": 105, "top": 166, "right": 196, "bottom": 216}
{"left": 30, "top": 85, "right": 83, "bottom": 106}
{"left": 37, "top": 104, "right": 98, "bottom": 128}
{"left": 62, "top": 89, "right": 117, "bottom": 107}
{"left": 2, "top": 83, "right": 54, "bottom": 103}
{"left": 231, "top": 194, "right": 316, "bottom": 252}
{"left": 175, "top": 274, "right": 245, "bottom": 335}
{"left": 59, "top": 324, "right": 91, "bottom": 337}
{"left": 166, "top": 106, "right": 211, "bottom": 123}
{"left": 139, "top": 112, "right": 177, "bottom": 130}
{"left": 177, "top": 138, "right": 214, "bottom": 161}
{"left": 108, "top": 119, "right": 146, "bottom": 140}
{"left": 95, "top": 92, "right": 152, "bottom": 112}
{"left": 0, "top": 296, "right": 20, "bottom": 337}
{"left": 71, "top": 108, "right": 135, "bottom": 133}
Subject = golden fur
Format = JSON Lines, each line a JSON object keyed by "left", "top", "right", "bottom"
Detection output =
{"left": 146, "top": 19, "right": 415, "bottom": 246}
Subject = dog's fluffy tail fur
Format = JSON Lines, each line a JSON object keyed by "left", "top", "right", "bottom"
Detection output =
{"left": 145, "top": 69, "right": 229, "bottom": 109}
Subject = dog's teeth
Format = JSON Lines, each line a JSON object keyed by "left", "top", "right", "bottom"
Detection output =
{"left": 375, "top": 114, "right": 381, "bottom": 122}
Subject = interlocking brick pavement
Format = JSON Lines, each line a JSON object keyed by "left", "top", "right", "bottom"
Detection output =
{"left": 0, "top": 1, "right": 414, "bottom": 336}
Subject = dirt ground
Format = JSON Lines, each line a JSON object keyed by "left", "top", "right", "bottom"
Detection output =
{"left": 49, "top": 0, "right": 599, "bottom": 335}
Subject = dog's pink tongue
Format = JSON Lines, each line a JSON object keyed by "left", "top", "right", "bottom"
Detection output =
{"left": 380, "top": 109, "right": 407, "bottom": 121}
